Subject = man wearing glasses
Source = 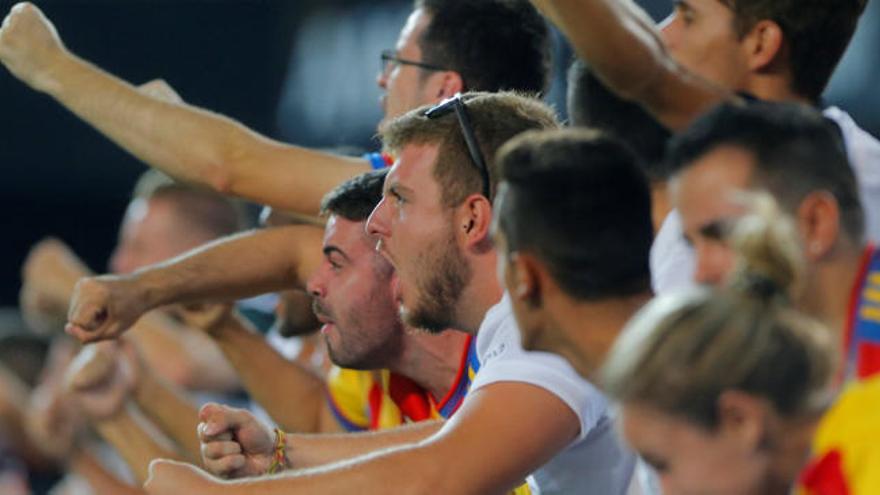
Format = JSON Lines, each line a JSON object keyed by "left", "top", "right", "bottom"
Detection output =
{"left": 0, "top": 0, "right": 550, "bottom": 217}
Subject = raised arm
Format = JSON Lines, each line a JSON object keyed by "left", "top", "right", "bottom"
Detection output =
{"left": 0, "top": 3, "right": 371, "bottom": 214}
{"left": 66, "top": 224, "right": 325, "bottom": 342}
{"left": 530, "top": 0, "right": 732, "bottom": 130}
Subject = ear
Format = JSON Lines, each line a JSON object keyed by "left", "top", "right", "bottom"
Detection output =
{"left": 716, "top": 390, "right": 769, "bottom": 452}
{"left": 431, "top": 71, "right": 465, "bottom": 100}
{"left": 510, "top": 252, "right": 543, "bottom": 305}
{"left": 458, "top": 194, "right": 495, "bottom": 250}
{"left": 743, "top": 20, "right": 785, "bottom": 72}
{"left": 795, "top": 191, "right": 841, "bottom": 261}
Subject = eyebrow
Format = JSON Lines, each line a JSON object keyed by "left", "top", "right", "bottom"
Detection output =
{"left": 323, "top": 246, "right": 350, "bottom": 261}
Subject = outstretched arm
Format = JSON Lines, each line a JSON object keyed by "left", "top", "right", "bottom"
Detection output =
{"left": 530, "top": 0, "right": 732, "bottom": 130}
{"left": 0, "top": 3, "right": 371, "bottom": 214}
{"left": 66, "top": 224, "right": 325, "bottom": 342}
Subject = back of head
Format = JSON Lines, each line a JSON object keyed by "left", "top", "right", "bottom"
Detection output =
{"left": 132, "top": 169, "right": 247, "bottom": 240}
{"left": 415, "top": 0, "right": 550, "bottom": 94}
{"left": 495, "top": 128, "right": 653, "bottom": 300}
{"left": 667, "top": 101, "right": 864, "bottom": 243}
{"left": 567, "top": 60, "right": 671, "bottom": 181}
{"left": 381, "top": 91, "right": 560, "bottom": 207}
{"left": 603, "top": 194, "right": 837, "bottom": 425}
{"left": 321, "top": 169, "right": 389, "bottom": 222}
{"left": 723, "top": 0, "right": 866, "bottom": 100}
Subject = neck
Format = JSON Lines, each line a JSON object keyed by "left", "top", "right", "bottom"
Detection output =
{"left": 389, "top": 329, "right": 470, "bottom": 401}
{"left": 798, "top": 242, "right": 865, "bottom": 343}
{"left": 766, "top": 414, "right": 823, "bottom": 492}
{"left": 456, "top": 250, "right": 504, "bottom": 333}
{"left": 548, "top": 291, "right": 653, "bottom": 377}
{"left": 744, "top": 75, "right": 812, "bottom": 105}
{"left": 651, "top": 181, "right": 671, "bottom": 234}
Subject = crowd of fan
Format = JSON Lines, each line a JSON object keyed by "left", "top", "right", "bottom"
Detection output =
{"left": 0, "top": 0, "right": 878, "bottom": 493}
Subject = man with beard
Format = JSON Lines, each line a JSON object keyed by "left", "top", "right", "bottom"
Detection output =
{"left": 67, "top": 170, "right": 474, "bottom": 450}
{"left": 0, "top": 1, "right": 550, "bottom": 215}
{"left": 139, "top": 93, "right": 639, "bottom": 495}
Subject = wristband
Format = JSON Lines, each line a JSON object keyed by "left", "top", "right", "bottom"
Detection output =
{"left": 266, "top": 428, "right": 290, "bottom": 474}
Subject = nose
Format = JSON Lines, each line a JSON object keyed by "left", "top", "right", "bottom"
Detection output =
{"left": 693, "top": 242, "right": 731, "bottom": 286}
{"left": 366, "top": 197, "right": 390, "bottom": 242}
{"left": 306, "top": 265, "right": 327, "bottom": 298}
{"left": 377, "top": 64, "right": 390, "bottom": 89}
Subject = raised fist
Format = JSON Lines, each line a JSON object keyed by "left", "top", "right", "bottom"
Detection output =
{"left": 198, "top": 403, "right": 275, "bottom": 479}
{"left": 66, "top": 275, "right": 148, "bottom": 343}
{"left": 0, "top": 3, "right": 69, "bottom": 92}
{"left": 65, "top": 341, "right": 138, "bottom": 421}
{"left": 20, "top": 238, "right": 91, "bottom": 335}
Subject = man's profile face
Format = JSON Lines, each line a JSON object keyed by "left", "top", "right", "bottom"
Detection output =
{"left": 110, "top": 197, "right": 211, "bottom": 274}
{"left": 367, "top": 143, "right": 471, "bottom": 333}
{"left": 306, "top": 215, "right": 402, "bottom": 369}
{"left": 672, "top": 145, "right": 754, "bottom": 286}
{"left": 377, "top": 8, "right": 439, "bottom": 126}
{"left": 660, "top": 0, "right": 750, "bottom": 91}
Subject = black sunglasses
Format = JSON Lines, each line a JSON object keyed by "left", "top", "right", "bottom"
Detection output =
{"left": 423, "top": 93, "right": 491, "bottom": 199}
{"left": 380, "top": 50, "right": 449, "bottom": 74}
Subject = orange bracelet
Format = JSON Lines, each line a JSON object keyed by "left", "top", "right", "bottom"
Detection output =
{"left": 267, "top": 428, "right": 290, "bottom": 474}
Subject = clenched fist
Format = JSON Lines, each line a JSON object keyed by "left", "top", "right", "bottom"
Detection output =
{"left": 198, "top": 403, "right": 276, "bottom": 479}
{"left": 19, "top": 238, "right": 91, "bottom": 335}
{"left": 66, "top": 275, "right": 148, "bottom": 343}
{"left": 0, "top": 3, "right": 69, "bottom": 92}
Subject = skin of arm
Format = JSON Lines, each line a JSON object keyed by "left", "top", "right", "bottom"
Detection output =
{"left": 68, "top": 448, "right": 147, "bottom": 495}
{"left": 0, "top": 3, "right": 369, "bottom": 214}
{"left": 200, "top": 311, "right": 334, "bottom": 434}
{"left": 530, "top": 0, "right": 733, "bottom": 130}
{"left": 180, "top": 382, "right": 579, "bottom": 495}
{"left": 67, "top": 225, "right": 325, "bottom": 342}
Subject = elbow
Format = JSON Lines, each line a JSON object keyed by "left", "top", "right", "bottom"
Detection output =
{"left": 201, "top": 160, "right": 235, "bottom": 195}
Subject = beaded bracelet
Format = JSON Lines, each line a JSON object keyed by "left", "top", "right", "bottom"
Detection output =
{"left": 267, "top": 428, "right": 290, "bottom": 474}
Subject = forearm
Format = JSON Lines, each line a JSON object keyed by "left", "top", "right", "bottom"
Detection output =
{"left": 134, "top": 366, "right": 203, "bottom": 462}
{"left": 95, "top": 404, "right": 185, "bottom": 484}
{"left": 41, "top": 52, "right": 368, "bottom": 214}
{"left": 211, "top": 314, "right": 325, "bottom": 433}
{"left": 128, "top": 312, "right": 240, "bottom": 392}
{"left": 132, "top": 226, "right": 324, "bottom": 310}
{"left": 68, "top": 447, "right": 146, "bottom": 495}
{"left": 286, "top": 420, "right": 444, "bottom": 468}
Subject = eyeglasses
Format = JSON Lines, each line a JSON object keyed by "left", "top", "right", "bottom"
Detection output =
{"left": 380, "top": 49, "right": 449, "bottom": 75}
{"left": 424, "top": 93, "right": 491, "bottom": 199}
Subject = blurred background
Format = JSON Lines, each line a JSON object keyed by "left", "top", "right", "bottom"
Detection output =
{"left": 1, "top": 0, "right": 879, "bottom": 308}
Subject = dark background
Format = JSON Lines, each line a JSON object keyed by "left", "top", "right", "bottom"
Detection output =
{"left": 2, "top": 0, "right": 879, "bottom": 307}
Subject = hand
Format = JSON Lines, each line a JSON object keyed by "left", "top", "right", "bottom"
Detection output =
{"left": 144, "top": 459, "right": 219, "bottom": 495}
{"left": 20, "top": 238, "right": 91, "bottom": 335}
{"left": 26, "top": 361, "right": 85, "bottom": 462}
{"left": 66, "top": 274, "right": 148, "bottom": 343}
{"left": 65, "top": 341, "right": 138, "bottom": 421}
{"left": 0, "top": 3, "right": 69, "bottom": 92}
{"left": 198, "top": 403, "right": 275, "bottom": 478}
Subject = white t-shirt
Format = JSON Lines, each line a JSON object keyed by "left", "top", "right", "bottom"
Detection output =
{"left": 469, "top": 294, "right": 639, "bottom": 495}
{"left": 650, "top": 107, "right": 880, "bottom": 295}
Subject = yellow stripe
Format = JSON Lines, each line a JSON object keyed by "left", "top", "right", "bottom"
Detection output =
{"left": 865, "top": 288, "right": 880, "bottom": 304}
{"left": 869, "top": 273, "right": 880, "bottom": 286}
{"left": 860, "top": 306, "right": 880, "bottom": 323}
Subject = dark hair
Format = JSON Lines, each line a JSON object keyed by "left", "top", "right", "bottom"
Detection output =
{"left": 603, "top": 195, "right": 836, "bottom": 426}
{"left": 496, "top": 128, "right": 653, "bottom": 300}
{"left": 415, "top": 0, "right": 551, "bottom": 94}
{"left": 720, "top": 0, "right": 866, "bottom": 101}
{"left": 567, "top": 60, "right": 672, "bottom": 181}
{"left": 320, "top": 169, "right": 389, "bottom": 221}
{"left": 667, "top": 101, "right": 864, "bottom": 243}
{"left": 133, "top": 169, "right": 247, "bottom": 238}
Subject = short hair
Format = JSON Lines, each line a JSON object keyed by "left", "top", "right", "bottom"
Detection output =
{"left": 380, "top": 91, "right": 560, "bottom": 206}
{"left": 720, "top": 0, "right": 866, "bottom": 101}
{"left": 567, "top": 60, "right": 672, "bottom": 181}
{"left": 320, "top": 169, "right": 389, "bottom": 222}
{"left": 496, "top": 128, "right": 653, "bottom": 300}
{"left": 415, "top": 0, "right": 551, "bottom": 94}
{"left": 132, "top": 169, "right": 247, "bottom": 238}
{"left": 603, "top": 195, "right": 836, "bottom": 426}
{"left": 667, "top": 102, "right": 864, "bottom": 243}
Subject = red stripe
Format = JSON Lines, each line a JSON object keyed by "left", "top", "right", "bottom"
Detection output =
{"left": 841, "top": 245, "right": 875, "bottom": 384}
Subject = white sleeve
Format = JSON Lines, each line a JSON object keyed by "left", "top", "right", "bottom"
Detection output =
{"left": 471, "top": 309, "right": 608, "bottom": 442}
